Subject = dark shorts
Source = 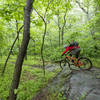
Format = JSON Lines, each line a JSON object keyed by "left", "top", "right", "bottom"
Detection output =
{"left": 70, "top": 48, "right": 81, "bottom": 55}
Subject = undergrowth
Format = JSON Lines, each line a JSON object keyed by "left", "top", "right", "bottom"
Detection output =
{"left": 0, "top": 57, "right": 60, "bottom": 100}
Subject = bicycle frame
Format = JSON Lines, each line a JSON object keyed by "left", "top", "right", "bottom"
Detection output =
{"left": 61, "top": 52, "right": 92, "bottom": 70}
{"left": 65, "top": 53, "right": 84, "bottom": 67}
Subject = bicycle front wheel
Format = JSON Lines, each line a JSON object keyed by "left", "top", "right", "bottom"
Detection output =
{"left": 78, "top": 57, "right": 92, "bottom": 70}
{"left": 60, "top": 59, "right": 70, "bottom": 70}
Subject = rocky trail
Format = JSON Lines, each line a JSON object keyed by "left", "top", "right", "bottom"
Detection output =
{"left": 32, "top": 65, "right": 100, "bottom": 100}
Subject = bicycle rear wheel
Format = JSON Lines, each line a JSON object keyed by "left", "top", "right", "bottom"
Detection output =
{"left": 78, "top": 57, "right": 92, "bottom": 70}
{"left": 60, "top": 59, "right": 70, "bottom": 70}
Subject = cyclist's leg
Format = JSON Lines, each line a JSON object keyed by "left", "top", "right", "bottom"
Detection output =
{"left": 71, "top": 49, "right": 80, "bottom": 64}
{"left": 76, "top": 52, "right": 80, "bottom": 58}
{"left": 70, "top": 51, "right": 75, "bottom": 62}
{"left": 75, "top": 48, "right": 81, "bottom": 58}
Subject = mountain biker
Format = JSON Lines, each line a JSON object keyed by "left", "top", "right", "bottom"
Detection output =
{"left": 62, "top": 41, "right": 81, "bottom": 58}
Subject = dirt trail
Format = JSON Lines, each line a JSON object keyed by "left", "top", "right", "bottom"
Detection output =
{"left": 32, "top": 64, "right": 100, "bottom": 100}
{"left": 68, "top": 68, "right": 100, "bottom": 100}
{"left": 32, "top": 65, "right": 72, "bottom": 100}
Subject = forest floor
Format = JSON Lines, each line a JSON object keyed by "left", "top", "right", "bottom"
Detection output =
{"left": 32, "top": 65, "right": 100, "bottom": 100}
{"left": 1, "top": 56, "right": 100, "bottom": 100}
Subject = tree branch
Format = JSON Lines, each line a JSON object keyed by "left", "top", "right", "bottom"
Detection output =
{"left": 1, "top": 24, "right": 24, "bottom": 76}
{"left": 76, "top": 0, "right": 88, "bottom": 14}
{"left": 33, "top": 7, "right": 45, "bottom": 22}
{"left": 44, "top": 0, "right": 53, "bottom": 18}
{"left": 33, "top": 0, "right": 53, "bottom": 76}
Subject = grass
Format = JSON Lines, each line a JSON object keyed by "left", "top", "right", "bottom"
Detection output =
{"left": 46, "top": 91, "right": 66, "bottom": 100}
{"left": 8, "top": 55, "right": 42, "bottom": 66}
{"left": 91, "top": 58, "right": 100, "bottom": 68}
{"left": 1, "top": 55, "right": 99, "bottom": 100}
{"left": 0, "top": 56, "right": 61, "bottom": 100}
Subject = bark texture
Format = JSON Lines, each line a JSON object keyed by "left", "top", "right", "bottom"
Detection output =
{"left": 8, "top": 0, "right": 34, "bottom": 100}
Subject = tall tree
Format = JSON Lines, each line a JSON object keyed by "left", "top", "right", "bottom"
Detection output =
{"left": 53, "top": 0, "right": 72, "bottom": 46}
{"left": 61, "top": 8, "right": 67, "bottom": 45}
{"left": 57, "top": 10, "right": 61, "bottom": 47}
{"left": 8, "top": 0, "right": 34, "bottom": 99}
{"left": 33, "top": 0, "right": 53, "bottom": 75}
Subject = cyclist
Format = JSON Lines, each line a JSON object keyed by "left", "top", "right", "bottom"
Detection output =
{"left": 62, "top": 41, "right": 81, "bottom": 58}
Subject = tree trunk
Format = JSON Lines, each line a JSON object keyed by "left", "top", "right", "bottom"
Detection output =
{"left": 1, "top": 24, "right": 24, "bottom": 76}
{"left": 16, "top": 20, "right": 21, "bottom": 52}
{"left": 57, "top": 12, "right": 61, "bottom": 47}
{"left": 25, "top": 51, "right": 27, "bottom": 60}
{"left": 33, "top": 0, "right": 53, "bottom": 76}
{"left": 41, "top": 22, "right": 47, "bottom": 76}
{"left": 59, "top": 27, "right": 61, "bottom": 46}
{"left": 8, "top": 0, "right": 34, "bottom": 100}
{"left": 61, "top": 29, "right": 64, "bottom": 45}
{"left": 61, "top": 8, "right": 67, "bottom": 45}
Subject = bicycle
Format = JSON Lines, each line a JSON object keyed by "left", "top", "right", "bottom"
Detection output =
{"left": 60, "top": 53, "right": 93, "bottom": 70}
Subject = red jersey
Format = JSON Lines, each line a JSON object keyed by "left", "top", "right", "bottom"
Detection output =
{"left": 62, "top": 45, "right": 79, "bottom": 56}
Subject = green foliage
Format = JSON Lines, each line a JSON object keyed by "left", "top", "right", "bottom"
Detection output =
{"left": 91, "top": 58, "right": 100, "bottom": 68}
{"left": 79, "top": 92, "right": 87, "bottom": 100}
{"left": 0, "top": 63, "right": 14, "bottom": 100}
{"left": 44, "top": 46, "right": 63, "bottom": 61}
{"left": 46, "top": 90, "right": 66, "bottom": 100}
{"left": 0, "top": 0, "right": 100, "bottom": 99}
{"left": 0, "top": 57, "right": 60, "bottom": 100}
{"left": 0, "top": 0, "right": 24, "bottom": 21}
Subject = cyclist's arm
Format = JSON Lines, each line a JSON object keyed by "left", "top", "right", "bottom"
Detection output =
{"left": 62, "top": 47, "right": 70, "bottom": 56}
